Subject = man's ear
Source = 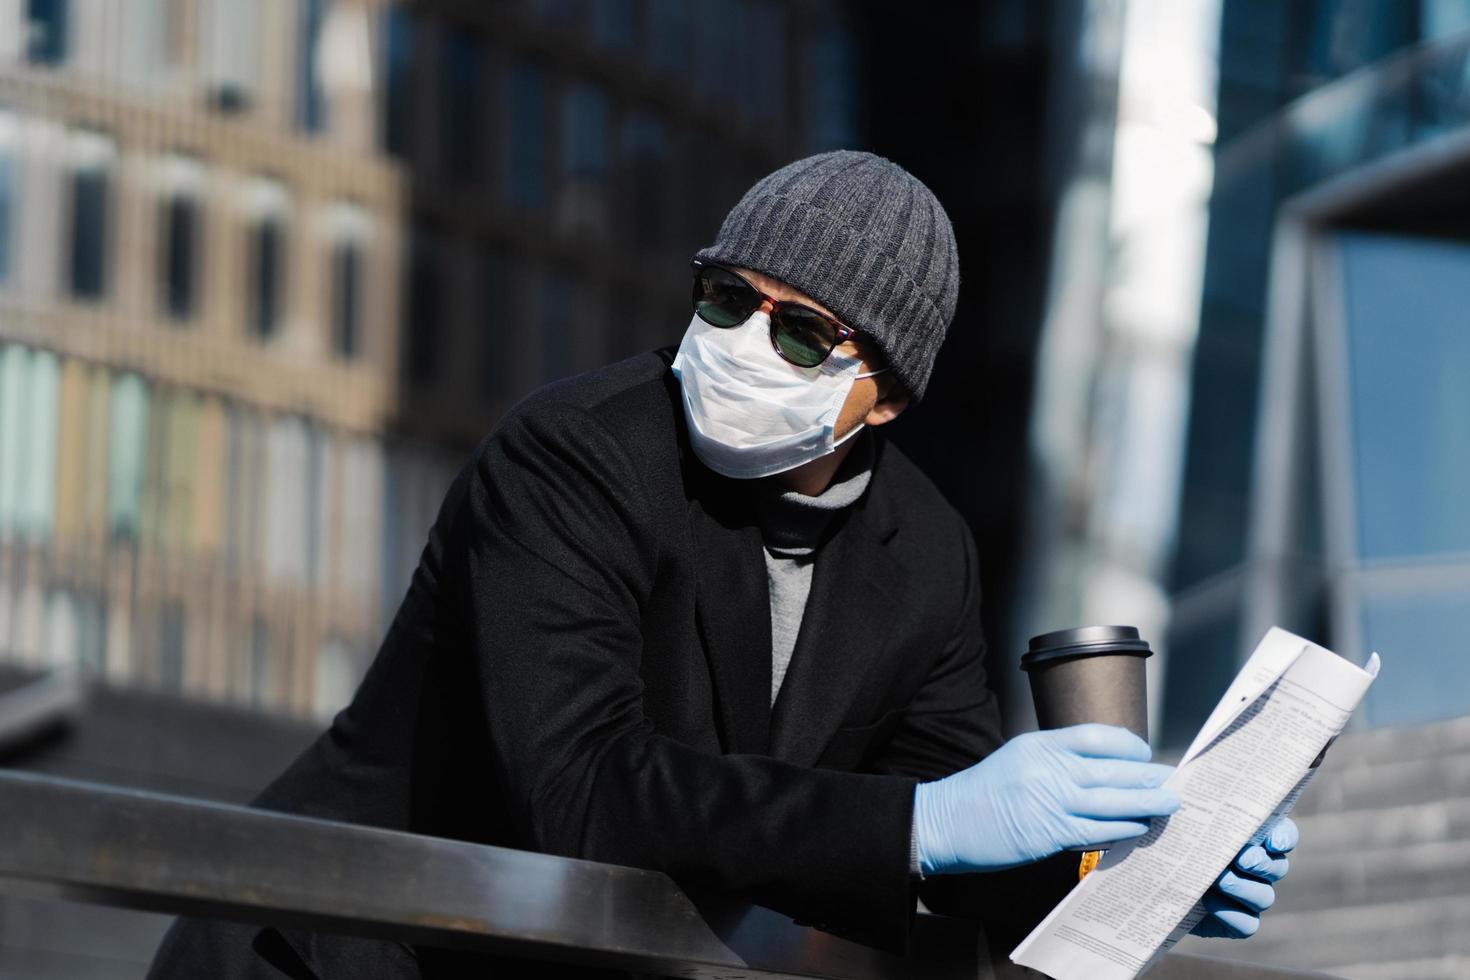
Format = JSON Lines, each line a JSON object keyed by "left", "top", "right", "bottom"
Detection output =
{"left": 864, "top": 375, "right": 911, "bottom": 428}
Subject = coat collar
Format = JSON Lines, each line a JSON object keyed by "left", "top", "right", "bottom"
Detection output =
{"left": 687, "top": 473, "right": 773, "bottom": 755}
{"left": 767, "top": 440, "right": 905, "bottom": 766}
{"left": 684, "top": 429, "right": 905, "bottom": 765}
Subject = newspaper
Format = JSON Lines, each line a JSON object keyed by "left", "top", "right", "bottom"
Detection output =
{"left": 1010, "top": 627, "right": 1381, "bottom": 980}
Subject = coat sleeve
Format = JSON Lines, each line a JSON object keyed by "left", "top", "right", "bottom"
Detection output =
{"left": 445, "top": 401, "right": 920, "bottom": 951}
{"left": 868, "top": 528, "right": 1004, "bottom": 782}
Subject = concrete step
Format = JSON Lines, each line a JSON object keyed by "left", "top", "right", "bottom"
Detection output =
{"left": 1209, "top": 892, "right": 1470, "bottom": 976}
{"left": 1291, "top": 750, "right": 1470, "bottom": 815}
{"left": 1327, "top": 955, "right": 1470, "bottom": 980}
{"left": 1327, "top": 716, "right": 1470, "bottom": 767}
{"left": 1277, "top": 837, "right": 1470, "bottom": 913}
{"left": 1291, "top": 796, "right": 1470, "bottom": 851}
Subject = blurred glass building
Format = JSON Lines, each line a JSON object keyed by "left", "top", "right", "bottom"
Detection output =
{"left": 1020, "top": 4, "right": 1470, "bottom": 976}
{"left": 0, "top": 0, "right": 856, "bottom": 722}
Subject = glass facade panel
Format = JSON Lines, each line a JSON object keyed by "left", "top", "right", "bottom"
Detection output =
{"left": 590, "top": 0, "right": 635, "bottom": 48}
{"left": 69, "top": 164, "right": 109, "bottom": 300}
{"left": 742, "top": 1, "right": 786, "bottom": 123}
{"left": 382, "top": 6, "right": 416, "bottom": 157}
{"left": 297, "top": 0, "right": 328, "bottom": 133}
{"left": 561, "top": 81, "right": 609, "bottom": 178}
{"left": 647, "top": 0, "right": 691, "bottom": 77}
{"left": 0, "top": 152, "right": 12, "bottom": 285}
{"left": 22, "top": 350, "right": 58, "bottom": 539}
{"left": 249, "top": 216, "right": 285, "bottom": 340}
{"left": 403, "top": 231, "right": 441, "bottom": 384}
{"left": 1161, "top": 591, "right": 1244, "bottom": 748}
{"left": 1359, "top": 588, "right": 1470, "bottom": 727}
{"left": 161, "top": 195, "right": 199, "bottom": 320}
{"left": 528, "top": 0, "right": 584, "bottom": 23}
{"left": 1422, "top": 0, "right": 1470, "bottom": 38}
{"left": 313, "top": 635, "right": 358, "bottom": 719}
{"left": 106, "top": 373, "right": 149, "bottom": 540}
{"left": 249, "top": 615, "right": 272, "bottom": 706}
{"left": 481, "top": 249, "right": 515, "bottom": 398}
{"left": 159, "top": 602, "right": 185, "bottom": 693}
{"left": 26, "top": 0, "right": 67, "bottom": 65}
{"left": 541, "top": 270, "right": 575, "bottom": 383}
{"left": 621, "top": 111, "right": 668, "bottom": 250}
{"left": 802, "top": 28, "right": 860, "bottom": 152}
{"left": 331, "top": 240, "right": 362, "bottom": 359}
{"left": 0, "top": 345, "right": 25, "bottom": 531}
{"left": 1338, "top": 233, "right": 1470, "bottom": 560}
{"left": 507, "top": 60, "right": 548, "bottom": 208}
{"left": 265, "top": 416, "right": 309, "bottom": 586}
{"left": 441, "top": 25, "right": 484, "bottom": 182}
{"left": 204, "top": 0, "right": 260, "bottom": 112}
{"left": 692, "top": 1, "right": 740, "bottom": 102}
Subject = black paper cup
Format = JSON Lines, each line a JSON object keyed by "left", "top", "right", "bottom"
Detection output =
{"left": 1022, "top": 625, "right": 1152, "bottom": 743}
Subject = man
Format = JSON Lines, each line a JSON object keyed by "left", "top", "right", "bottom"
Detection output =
{"left": 149, "top": 151, "right": 1294, "bottom": 979}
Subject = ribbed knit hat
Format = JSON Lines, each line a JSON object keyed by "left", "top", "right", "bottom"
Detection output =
{"left": 693, "top": 150, "right": 959, "bottom": 401}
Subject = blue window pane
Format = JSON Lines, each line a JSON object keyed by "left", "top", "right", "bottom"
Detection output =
{"left": 0, "top": 155, "right": 13, "bottom": 285}
{"left": 403, "top": 232, "right": 441, "bottom": 384}
{"left": 442, "top": 26, "right": 484, "bottom": 182}
{"left": 69, "top": 167, "right": 109, "bottom": 300}
{"left": 561, "top": 82, "right": 609, "bottom": 178}
{"left": 249, "top": 218, "right": 285, "bottom": 339}
{"left": 161, "top": 196, "right": 200, "bottom": 320}
{"left": 508, "top": 60, "right": 548, "bottom": 208}
{"left": 481, "top": 250, "right": 515, "bottom": 397}
{"left": 541, "top": 271, "right": 574, "bottom": 382}
{"left": 528, "top": 0, "right": 583, "bottom": 22}
{"left": 1161, "top": 595, "right": 1244, "bottom": 750}
{"left": 107, "top": 373, "right": 150, "bottom": 540}
{"left": 1359, "top": 589, "right": 1470, "bottom": 727}
{"left": 647, "top": 0, "right": 691, "bottom": 76}
{"left": 331, "top": 240, "right": 361, "bottom": 359}
{"left": 692, "top": 1, "right": 740, "bottom": 102}
{"left": 26, "top": 0, "right": 68, "bottom": 64}
{"left": 1422, "top": 0, "right": 1470, "bottom": 39}
{"left": 382, "top": 6, "right": 416, "bottom": 157}
{"left": 591, "top": 0, "right": 635, "bottom": 48}
{"left": 1337, "top": 233, "right": 1470, "bottom": 559}
{"left": 742, "top": 1, "right": 786, "bottom": 123}
{"left": 296, "top": 0, "right": 328, "bottom": 133}
{"left": 622, "top": 112, "right": 668, "bottom": 250}
{"left": 803, "top": 28, "right": 860, "bottom": 152}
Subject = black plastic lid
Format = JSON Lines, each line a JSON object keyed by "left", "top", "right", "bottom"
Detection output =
{"left": 1021, "top": 625, "right": 1152, "bottom": 671}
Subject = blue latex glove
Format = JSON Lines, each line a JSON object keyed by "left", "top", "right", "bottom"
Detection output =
{"left": 914, "top": 723, "right": 1179, "bottom": 875}
{"left": 1191, "top": 816, "right": 1299, "bottom": 938}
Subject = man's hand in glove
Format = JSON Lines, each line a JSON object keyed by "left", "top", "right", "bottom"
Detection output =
{"left": 914, "top": 723, "right": 1179, "bottom": 875}
{"left": 1192, "top": 816, "right": 1300, "bottom": 938}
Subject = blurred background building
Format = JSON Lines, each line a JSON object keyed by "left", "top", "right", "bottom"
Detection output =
{"left": 0, "top": 0, "right": 854, "bottom": 722}
{"left": 1, "top": 1, "right": 1468, "bottom": 977}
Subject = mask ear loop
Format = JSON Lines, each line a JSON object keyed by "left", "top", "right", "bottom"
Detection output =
{"left": 855, "top": 366, "right": 892, "bottom": 380}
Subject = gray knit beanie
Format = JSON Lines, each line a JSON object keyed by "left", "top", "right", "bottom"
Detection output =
{"left": 693, "top": 150, "right": 959, "bottom": 401}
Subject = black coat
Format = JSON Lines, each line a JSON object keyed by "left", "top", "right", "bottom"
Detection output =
{"left": 147, "top": 350, "right": 1072, "bottom": 979}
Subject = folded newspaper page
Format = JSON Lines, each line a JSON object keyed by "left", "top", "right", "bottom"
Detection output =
{"left": 1011, "top": 627, "right": 1380, "bottom": 980}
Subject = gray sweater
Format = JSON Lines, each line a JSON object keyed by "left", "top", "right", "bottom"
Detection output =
{"left": 753, "top": 435, "right": 874, "bottom": 706}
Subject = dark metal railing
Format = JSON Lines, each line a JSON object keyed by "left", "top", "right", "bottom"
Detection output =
{"left": 0, "top": 770, "right": 1337, "bottom": 979}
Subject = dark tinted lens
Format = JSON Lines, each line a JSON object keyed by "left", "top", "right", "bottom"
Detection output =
{"left": 692, "top": 265, "right": 758, "bottom": 327}
{"left": 771, "top": 306, "right": 837, "bottom": 367}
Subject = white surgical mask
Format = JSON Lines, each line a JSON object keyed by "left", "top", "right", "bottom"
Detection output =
{"left": 672, "top": 312, "right": 886, "bottom": 480}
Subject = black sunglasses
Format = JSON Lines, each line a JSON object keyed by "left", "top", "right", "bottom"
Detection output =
{"left": 690, "top": 259, "right": 858, "bottom": 368}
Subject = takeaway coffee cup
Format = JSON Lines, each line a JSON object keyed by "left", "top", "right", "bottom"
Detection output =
{"left": 1022, "top": 625, "right": 1152, "bottom": 742}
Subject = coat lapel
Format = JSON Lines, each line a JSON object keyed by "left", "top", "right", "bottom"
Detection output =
{"left": 688, "top": 486, "right": 773, "bottom": 756}
{"left": 768, "top": 455, "right": 906, "bottom": 767}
